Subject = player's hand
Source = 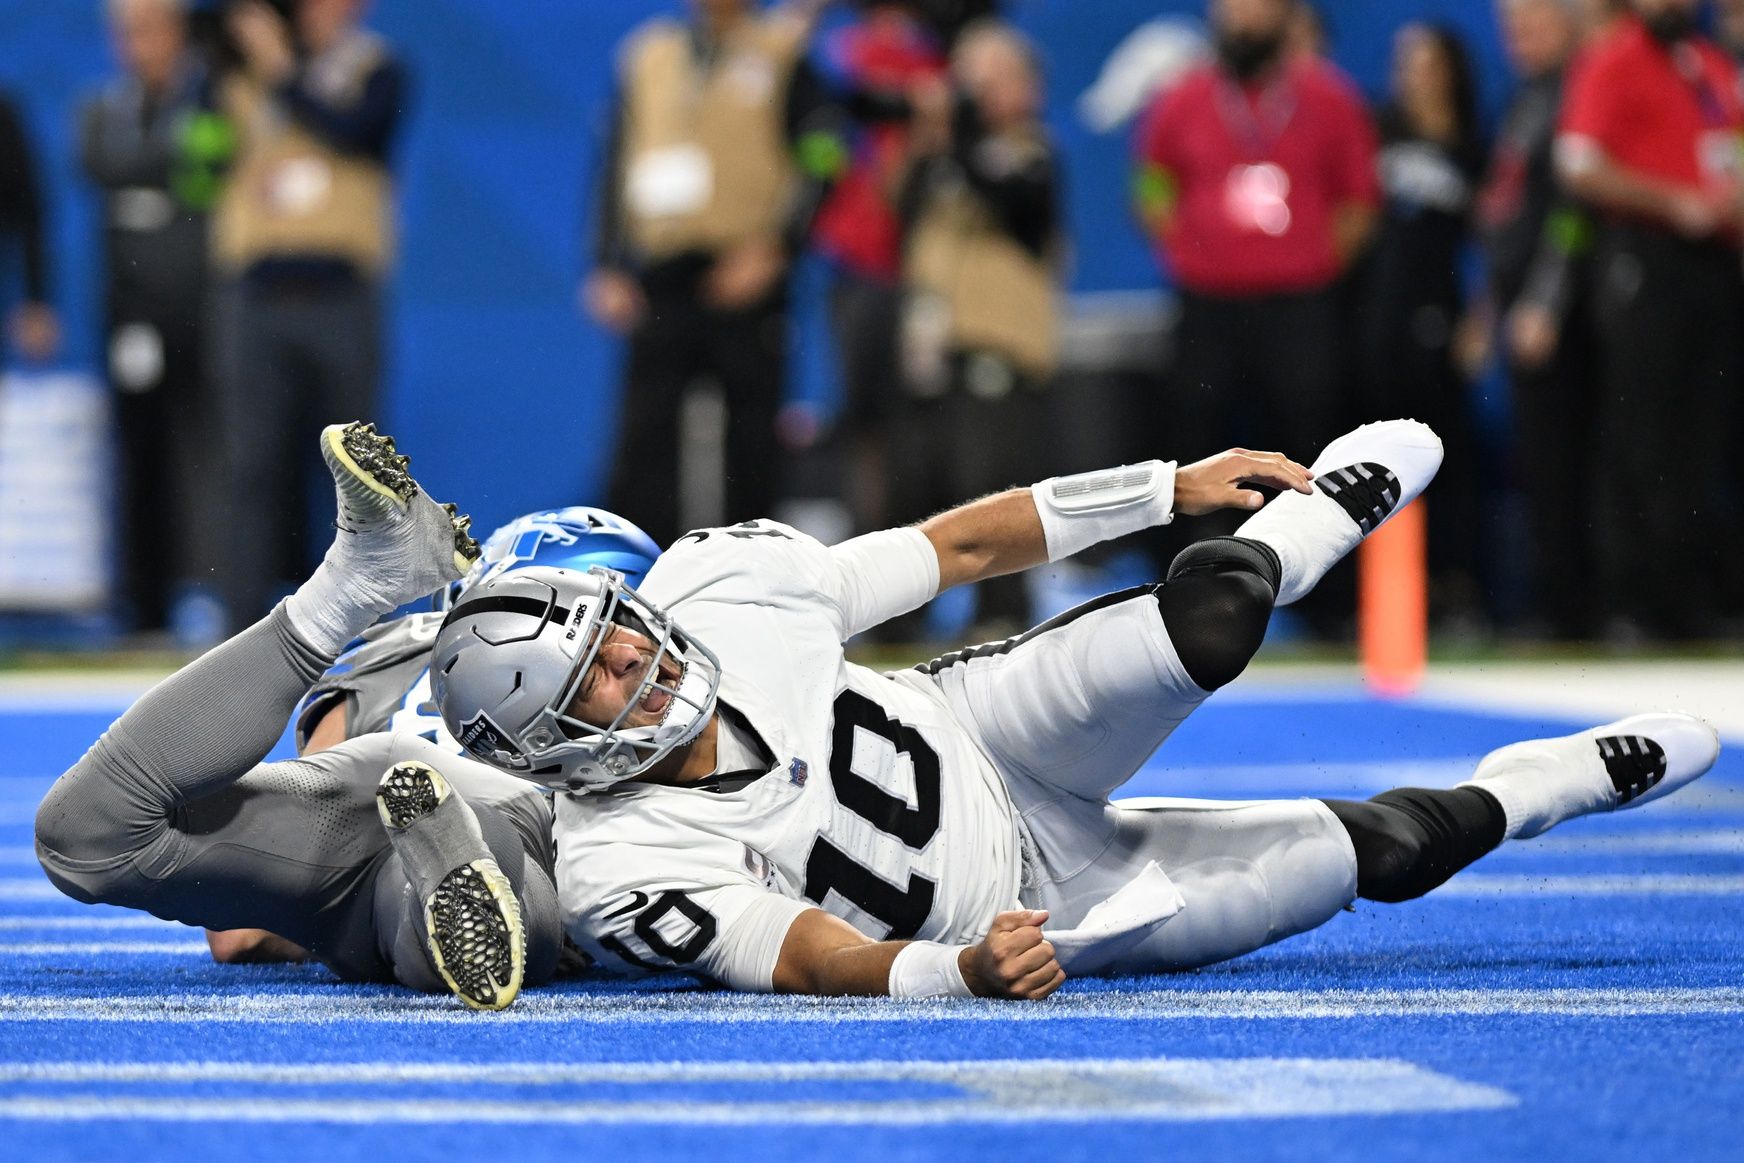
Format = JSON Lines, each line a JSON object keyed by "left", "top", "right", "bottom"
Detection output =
{"left": 582, "top": 270, "right": 646, "bottom": 333}
{"left": 1173, "top": 448, "right": 1313, "bottom": 516}
{"left": 961, "top": 909, "right": 1064, "bottom": 1000}
{"left": 205, "top": 927, "right": 311, "bottom": 965}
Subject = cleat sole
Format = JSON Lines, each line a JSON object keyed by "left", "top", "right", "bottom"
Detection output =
{"left": 447, "top": 504, "right": 481, "bottom": 570}
{"left": 377, "top": 762, "right": 524, "bottom": 1011}
{"left": 377, "top": 761, "right": 448, "bottom": 830}
{"left": 323, "top": 421, "right": 418, "bottom": 507}
{"left": 425, "top": 859, "right": 525, "bottom": 1012}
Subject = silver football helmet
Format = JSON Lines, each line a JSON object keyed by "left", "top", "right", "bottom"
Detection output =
{"left": 430, "top": 565, "right": 721, "bottom": 792}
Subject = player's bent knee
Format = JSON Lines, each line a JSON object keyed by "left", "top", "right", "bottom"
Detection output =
{"left": 32, "top": 784, "right": 109, "bottom": 871}
{"left": 33, "top": 780, "right": 165, "bottom": 907}
{"left": 1154, "top": 558, "right": 1276, "bottom": 691}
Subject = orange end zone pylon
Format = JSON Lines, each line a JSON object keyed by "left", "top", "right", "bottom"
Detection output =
{"left": 1359, "top": 499, "right": 1427, "bottom": 697}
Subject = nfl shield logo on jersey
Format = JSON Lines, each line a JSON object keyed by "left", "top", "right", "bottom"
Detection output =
{"left": 788, "top": 758, "right": 809, "bottom": 787}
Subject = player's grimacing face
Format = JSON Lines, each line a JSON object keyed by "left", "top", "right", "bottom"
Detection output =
{"left": 565, "top": 623, "right": 680, "bottom": 731}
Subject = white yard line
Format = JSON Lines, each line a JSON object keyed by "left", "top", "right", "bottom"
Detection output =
{"left": 0, "top": 916, "right": 189, "bottom": 931}
{"left": 1523, "top": 828, "right": 1744, "bottom": 856}
{"left": 0, "top": 1057, "right": 1514, "bottom": 1125}
{"left": 0, "top": 986, "right": 1736, "bottom": 1025}
{"left": 1439, "top": 873, "right": 1744, "bottom": 896}
{"left": 0, "top": 880, "right": 66, "bottom": 901}
{"left": 1416, "top": 660, "right": 1744, "bottom": 741}
{"left": 0, "top": 942, "right": 208, "bottom": 955}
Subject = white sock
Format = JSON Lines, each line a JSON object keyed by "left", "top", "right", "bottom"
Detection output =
{"left": 1234, "top": 487, "right": 1358, "bottom": 606}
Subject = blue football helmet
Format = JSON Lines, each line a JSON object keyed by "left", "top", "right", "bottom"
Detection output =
{"left": 306, "top": 507, "right": 661, "bottom": 754}
{"left": 440, "top": 506, "right": 661, "bottom": 609}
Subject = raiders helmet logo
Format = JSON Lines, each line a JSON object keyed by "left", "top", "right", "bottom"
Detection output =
{"left": 457, "top": 712, "right": 526, "bottom": 768}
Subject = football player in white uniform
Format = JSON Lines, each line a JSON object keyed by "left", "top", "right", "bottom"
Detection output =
{"left": 430, "top": 418, "right": 1722, "bottom": 1001}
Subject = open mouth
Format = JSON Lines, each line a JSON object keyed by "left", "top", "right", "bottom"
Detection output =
{"left": 635, "top": 658, "right": 683, "bottom": 718}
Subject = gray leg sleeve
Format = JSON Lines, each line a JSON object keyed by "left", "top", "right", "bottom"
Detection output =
{"left": 35, "top": 607, "right": 566, "bottom": 991}
{"left": 29, "top": 606, "right": 406, "bottom": 974}
{"left": 35, "top": 604, "right": 330, "bottom": 867}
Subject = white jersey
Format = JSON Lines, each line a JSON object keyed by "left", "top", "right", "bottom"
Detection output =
{"left": 553, "top": 521, "right": 1023, "bottom": 990}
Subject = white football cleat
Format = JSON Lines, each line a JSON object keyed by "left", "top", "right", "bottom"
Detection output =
{"left": 377, "top": 761, "right": 526, "bottom": 1011}
{"left": 1237, "top": 418, "right": 1444, "bottom": 605}
{"left": 1460, "top": 712, "right": 1721, "bottom": 839}
{"left": 320, "top": 421, "right": 480, "bottom": 609}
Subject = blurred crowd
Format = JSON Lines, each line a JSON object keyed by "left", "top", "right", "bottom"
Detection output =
{"left": 1, "top": 0, "right": 1742, "bottom": 649}
{"left": 3, "top": 0, "right": 401, "bottom": 642}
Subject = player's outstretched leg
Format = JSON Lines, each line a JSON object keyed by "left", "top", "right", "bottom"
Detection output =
{"left": 1457, "top": 712, "right": 1720, "bottom": 839}
{"left": 1325, "top": 712, "right": 1719, "bottom": 903}
{"left": 377, "top": 760, "right": 526, "bottom": 1011}
{"left": 284, "top": 421, "right": 480, "bottom": 657}
{"left": 1235, "top": 418, "right": 1443, "bottom": 606}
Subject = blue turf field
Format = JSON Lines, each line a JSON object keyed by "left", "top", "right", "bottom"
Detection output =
{"left": 1, "top": 685, "right": 1740, "bottom": 1162}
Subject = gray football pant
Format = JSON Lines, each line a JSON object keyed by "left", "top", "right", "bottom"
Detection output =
{"left": 33, "top": 605, "right": 564, "bottom": 991}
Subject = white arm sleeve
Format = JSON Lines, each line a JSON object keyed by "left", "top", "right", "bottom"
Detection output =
{"left": 691, "top": 886, "right": 813, "bottom": 992}
{"left": 823, "top": 527, "right": 940, "bottom": 640}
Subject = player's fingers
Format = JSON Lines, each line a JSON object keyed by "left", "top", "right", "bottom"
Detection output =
{"left": 988, "top": 909, "right": 1047, "bottom": 934}
{"left": 1236, "top": 454, "right": 1314, "bottom": 493}
{"left": 1003, "top": 940, "right": 1057, "bottom": 980}
{"left": 1032, "top": 965, "right": 1068, "bottom": 999}
{"left": 1013, "top": 960, "right": 1066, "bottom": 998}
{"left": 991, "top": 923, "right": 1049, "bottom": 960}
{"left": 1221, "top": 486, "right": 1266, "bottom": 511}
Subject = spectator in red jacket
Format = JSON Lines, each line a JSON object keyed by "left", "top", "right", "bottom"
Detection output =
{"left": 1555, "top": 0, "right": 1744, "bottom": 641}
{"left": 1135, "top": 0, "right": 1378, "bottom": 470}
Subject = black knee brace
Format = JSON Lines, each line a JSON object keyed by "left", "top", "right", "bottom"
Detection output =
{"left": 1322, "top": 787, "right": 1506, "bottom": 903}
{"left": 1155, "top": 537, "right": 1281, "bottom": 690}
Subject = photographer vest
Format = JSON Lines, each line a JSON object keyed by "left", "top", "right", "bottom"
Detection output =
{"left": 213, "top": 32, "right": 393, "bottom": 277}
{"left": 905, "top": 129, "right": 1059, "bottom": 379}
{"left": 619, "top": 16, "right": 804, "bottom": 260}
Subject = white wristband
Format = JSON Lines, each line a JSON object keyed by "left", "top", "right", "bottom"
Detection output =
{"left": 1030, "top": 460, "right": 1176, "bottom": 561}
{"left": 888, "top": 941, "right": 975, "bottom": 998}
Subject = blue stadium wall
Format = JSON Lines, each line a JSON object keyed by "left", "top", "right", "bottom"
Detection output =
{"left": 0, "top": 0, "right": 1510, "bottom": 539}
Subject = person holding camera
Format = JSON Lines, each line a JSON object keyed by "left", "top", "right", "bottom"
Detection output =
{"left": 886, "top": 19, "right": 1060, "bottom": 638}
{"left": 209, "top": 0, "right": 407, "bottom": 633}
